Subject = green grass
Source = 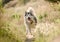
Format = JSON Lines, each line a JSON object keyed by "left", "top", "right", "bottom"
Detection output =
{"left": 38, "top": 12, "right": 48, "bottom": 22}
{"left": 11, "top": 13, "right": 21, "bottom": 20}
{"left": 39, "top": 15, "right": 43, "bottom": 20}
{"left": 0, "top": 21, "right": 23, "bottom": 42}
{"left": 53, "top": 18, "right": 60, "bottom": 23}
{"left": 44, "top": 13, "right": 48, "bottom": 18}
{"left": 0, "top": 0, "right": 4, "bottom": 13}
{"left": 0, "top": 28, "right": 16, "bottom": 42}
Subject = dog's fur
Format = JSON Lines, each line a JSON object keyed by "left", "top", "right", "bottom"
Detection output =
{"left": 24, "top": 7, "right": 37, "bottom": 39}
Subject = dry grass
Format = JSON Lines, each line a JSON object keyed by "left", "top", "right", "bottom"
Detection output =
{"left": 0, "top": 0, "right": 60, "bottom": 42}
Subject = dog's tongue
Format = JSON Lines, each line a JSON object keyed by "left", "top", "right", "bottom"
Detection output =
{"left": 27, "top": 19, "right": 30, "bottom": 22}
{"left": 28, "top": 20, "right": 33, "bottom": 24}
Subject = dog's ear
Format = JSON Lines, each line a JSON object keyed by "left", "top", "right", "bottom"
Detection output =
{"left": 34, "top": 16, "right": 37, "bottom": 24}
{"left": 25, "top": 11, "right": 27, "bottom": 16}
{"left": 30, "top": 10, "right": 33, "bottom": 14}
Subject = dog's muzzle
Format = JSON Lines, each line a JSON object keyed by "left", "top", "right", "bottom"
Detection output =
{"left": 28, "top": 17, "right": 31, "bottom": 20}
{"left": 27, "top": 17, "right": 33, "bottom": 24}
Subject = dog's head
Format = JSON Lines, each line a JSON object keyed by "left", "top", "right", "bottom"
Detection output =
{"left": 24, "top": 7, "right": 37, "bottom": 24}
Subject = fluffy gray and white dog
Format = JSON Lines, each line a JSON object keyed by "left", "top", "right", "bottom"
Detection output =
{"left": 24, "top": 7, "right": 37, "bottom": 39}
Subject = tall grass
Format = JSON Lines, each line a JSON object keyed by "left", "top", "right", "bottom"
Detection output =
{"left": 0, "top": 0, "right": 4, "bottom": 13}
{"left": 0, "top": 0, "right": 2, "bottom": 12}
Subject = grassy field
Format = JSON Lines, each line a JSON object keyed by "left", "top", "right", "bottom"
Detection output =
{"left": 0, "top": 0, "right": 60, "bottom": 42}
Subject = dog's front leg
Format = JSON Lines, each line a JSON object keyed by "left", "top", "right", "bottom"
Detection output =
{"left": 26, "top": 26, "right": 33, "bottom": 39}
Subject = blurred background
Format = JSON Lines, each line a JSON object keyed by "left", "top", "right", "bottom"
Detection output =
{"left": 0, "top": 0, "right": 60, "bottom": 42}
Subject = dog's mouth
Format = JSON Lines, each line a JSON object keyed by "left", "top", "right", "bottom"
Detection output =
{"left": 28, "top": 17, "right": 31, "bottom": 20}
{"left": 28, "top": 17, "right": 33, "bottom": 24}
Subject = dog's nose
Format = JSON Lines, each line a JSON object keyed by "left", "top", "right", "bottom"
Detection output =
{"left": 28, "top": 17, "right": 31, "bottom": 20}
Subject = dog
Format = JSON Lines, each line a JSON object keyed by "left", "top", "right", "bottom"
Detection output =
{"left": 24, "top": 7, "right": 37, "bottom": 39}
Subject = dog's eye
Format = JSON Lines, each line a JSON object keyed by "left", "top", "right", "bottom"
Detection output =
{"left": 28, "top": 12, "right": 33, "bottom": 16}
{"left": 25, "top": 12, "right": 28, "bottom": 16}
{"left": 30, "top": 13, "right": 33, "bottom": 16}
{"left": 28, "top": 12, "right": 30, "bottom": 14}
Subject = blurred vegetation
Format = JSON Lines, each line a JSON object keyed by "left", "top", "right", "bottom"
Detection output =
{"left": 46, "top": 0, "right": 60, "bottom": 3}
{"left": 0, "top": 28, "right": 22, "bottom": 42}
{"left": 2, "top": 0, "right": 11, "bottom": 6}
{"left": 38, "top": 12, "right": 48, "bottom": 22}
{"left": 0, "top": 0, "right": 2, "bottom": 8}
{"left": 0, "top": 0, "right": 3, "bottom": 13}
{"left": 11, "top": 13, "right": 21, "bottom": 20}
{"left": 39, "top": 15, "right": 43, "bottom": 20}
{"left": 19, "top": 0, "right": 30, "bottom": 5}
{"left": 44, "top": 13, "right": 48, "bottom": 18}
{"left": 0, "top": 0, "right": 60, "bottom": 42}
{"left": 0, "top": 20, "right": 24, "bottom": 42}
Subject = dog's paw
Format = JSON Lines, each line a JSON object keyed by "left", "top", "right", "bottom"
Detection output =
{"left": 26, "top": 34, "right": 34, "bottom": 39}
